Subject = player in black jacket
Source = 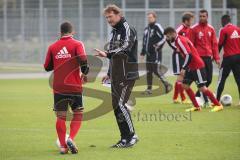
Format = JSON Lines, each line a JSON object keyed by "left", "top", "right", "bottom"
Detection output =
{"left": 140, "top": 11, "right": 171, "bottom": 95}
{"left": 94, "top": 4, "right": 139, "bottom": 148}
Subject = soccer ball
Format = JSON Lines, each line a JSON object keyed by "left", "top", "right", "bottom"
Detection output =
{"left": 220, "top": 94, "right": 232, "bottom": 106}
{"left": 196, "top": 97, "right": 204, "bottom": 107}
{"left": 56, "top": 134, "right": 69, "bottom": 148}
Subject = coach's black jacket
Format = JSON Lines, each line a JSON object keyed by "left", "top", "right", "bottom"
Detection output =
{"left": 107, "top": 17, "right": 139, "bottom": 81}
{"left": 141, "top": 22, "right": 165, "bottom": 62}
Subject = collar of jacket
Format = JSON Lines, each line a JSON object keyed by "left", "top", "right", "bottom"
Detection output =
{"left": 225, "top": 23, "right": 232, "bottom": 27}
{"left": 60, "top": 35, "right": 73, "bottom": 39}
{"left": 199, "top": 22, "right": 208, "bottom": 27}
{"left": 182, "top": 23, "right": 188, "bottom": 28}
{"left": 113, "top": 17, "right": 126, "bottom": 30}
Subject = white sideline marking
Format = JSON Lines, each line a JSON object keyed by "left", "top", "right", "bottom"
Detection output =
{"left": 0, "top": 73, "right": 51, "bottom": 79}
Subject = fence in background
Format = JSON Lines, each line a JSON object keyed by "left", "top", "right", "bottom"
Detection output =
{"left": 0, "top": 0, "right": 237, "bottom": 72}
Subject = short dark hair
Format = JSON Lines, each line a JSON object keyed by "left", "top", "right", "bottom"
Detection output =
{"left": 221, "top": 14, "right": 231, "bottom": 23}
{"left": 182, "top": 12, "right": 194, "bottom": 22}
{"left": 199, "top": 9, "right": 208, "bottom": 16}
{"left": 164, "top": 27, "right": 176, "bottom": 35}
{"left": 60, "top": 22, "right": 73, "bottom": 34}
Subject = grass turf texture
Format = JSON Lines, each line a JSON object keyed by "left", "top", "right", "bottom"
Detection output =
{"left": 0, "top": 76, "right": 239, "bottom": 160}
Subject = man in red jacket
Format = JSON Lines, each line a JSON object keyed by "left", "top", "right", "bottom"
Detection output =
{"left": 164, "top": 27, "right": 223, "bottom": 112}
{"left": 190, "top": 9, "right": 220, "bottom": 107}
{"left": 217, "top": 15, "right": 240, "bottom": 104}
{"left": 176, "top": 12, "right": 193, "bottom": 38}
{"left": 44, "top": 22, "right": 89, "bottom": 154}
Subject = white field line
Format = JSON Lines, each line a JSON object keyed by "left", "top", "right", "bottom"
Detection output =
{"left": 0, "top": 72, "right": 51, "bottom": 79}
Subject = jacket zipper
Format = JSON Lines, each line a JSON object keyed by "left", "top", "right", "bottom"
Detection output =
{"left": 111, "top": 30, "right": 117, "bottom": 50}
{"left": 122, "top": 59, "right": 125, "bottom": 77}
{"left": 146, "top": 26, "right": 150, "bottom": 54}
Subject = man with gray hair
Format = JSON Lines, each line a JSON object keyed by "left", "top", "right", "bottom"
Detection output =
{"left": 94, "top": 4, "right": 139, "bottom": 148}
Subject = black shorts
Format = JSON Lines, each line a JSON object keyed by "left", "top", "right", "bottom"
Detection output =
{"left": 172, "top": 52, "right": 184, "bottom": 75}
{"left": 54, "top": 93, "right": 83, "bottom": 112}
{"left": 183, "top": 68, "right": 207, "bottom": 88}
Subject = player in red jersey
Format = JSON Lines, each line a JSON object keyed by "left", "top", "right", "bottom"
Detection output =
{"left": 176, "top": 12, "right": 193, "bottom": 38}
{"left": 216, "top": 15, "right": 240, "bottom": 105}
{"left": 170, "top": 12, "right": 194, "bottom": 104}
{"left": 164, "top": 27, "right": 223, "bottom": 112}
{"left": 190, "top": 9, "right": 220, "bottom": 107}
{"left": 44, "top": 22, "right": 89, "bottom": 154}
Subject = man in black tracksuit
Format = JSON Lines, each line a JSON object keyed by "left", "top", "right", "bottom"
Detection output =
{"left": 94, "top": 5, "right": 139, "bottom": 148}
{"left": 140, "top": 11, "right": 170, "bottom": 95}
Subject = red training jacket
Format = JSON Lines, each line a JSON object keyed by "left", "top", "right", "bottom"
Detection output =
{"left": 176, "top": 23, "right": 191, "bottom": 38}
{"left": 175, "top": 35, "right": 205, "bottom": 70}
{"left": 44, "top": 35, "right": 87, "bottom": 94}
{"left": 219, "top": 23, "right": 240, "bottom": 57}
{"left": 190, "top": 22, "right": 220, "bottom": 61}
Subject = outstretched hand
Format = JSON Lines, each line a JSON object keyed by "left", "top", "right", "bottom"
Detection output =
{"left": 94, "top": 48, "right": 107, "bottom": 58}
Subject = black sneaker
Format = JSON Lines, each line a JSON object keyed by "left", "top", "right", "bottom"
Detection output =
{"left": 164, "top": 82, "right": 172, "bottom": 94}
{"left": 125, "top": 134, "right": 139, "bottom": 148}
{"left": 110, "top": 139, "right": 127, "bottom": 148}
{"left": 66, "top": 138, "right": 78, "bottom": 154}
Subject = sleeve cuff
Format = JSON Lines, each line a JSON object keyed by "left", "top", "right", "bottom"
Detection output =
{"left": 107, "top": 52, "right": 113, "bottom": 59}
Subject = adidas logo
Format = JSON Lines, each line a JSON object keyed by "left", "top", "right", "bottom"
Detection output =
{"left": 198, "top": 31, "right": 204, "bottom": 39}
{"left": 230, "top": 30, "right": 240, "bottom": 39}
{"left": 55, "top": 47, "right": 71, "bottom": 59}
{"left": 208, "top": 31, "right": 211, "bottom": 37}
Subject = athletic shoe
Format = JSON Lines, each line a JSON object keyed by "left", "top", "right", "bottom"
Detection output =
{"left": 173, "top": 98, "right": 181, "bottom": 104}
{"left": 125, "top": 103, "right": 134, "bottom": 112}
{"left": 59, "top": 147, "right": 68, "bottom": 154}
{"left": 125, "top": 134, "right": 139, "bottom": 148}
{"left": 66, "top": 138, "right": 78, "bottom": 154}
{"left": 209, "top": 105, "right": 223, "bottom": 112}
{"left": 141, "top": 89, "right": 152, "bottom": 95}
{"left": 210, "top": 103, "right": 216, "bottom": 107}
{"left": 164, "top": 82, "right": 172, "bottom": 94}
{"left": 111, "top": 134, "right": 139, "bottom": 148}
{"left": 110, "top": 139, "right": 127, "bottom": 148}
{"left": 181, "top": 99, "right": 192, "bottom": 104}
{"left": 185, "top": 107, "right": 201, "bottom": 112}
{"left": 132, "top": 134, "right": 138, "bottom": 139}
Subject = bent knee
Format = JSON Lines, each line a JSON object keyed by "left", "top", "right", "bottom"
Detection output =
{"left": 182, "top": 84, "right": 189, "bottom": 89}
{"left": 199, "top": 86, "right": 207, "bottom": 92}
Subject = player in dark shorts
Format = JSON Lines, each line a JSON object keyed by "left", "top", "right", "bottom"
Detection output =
{"left": 44, "top": 22, "right": 89, "bottom": 154}
{"left": 168, "top": 12, "right": 194, "bottom": 104}
{"left": 164, "top": 27, "right": 223, "bottom": 112}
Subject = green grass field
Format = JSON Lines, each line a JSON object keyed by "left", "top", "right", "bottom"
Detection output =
{"left": 0, "top": 76, "right": 239, "bottom": 160}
